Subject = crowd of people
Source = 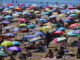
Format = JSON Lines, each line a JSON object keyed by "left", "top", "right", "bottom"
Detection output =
{"left": 0, "top": 3, "right": 80, "bottom": 60}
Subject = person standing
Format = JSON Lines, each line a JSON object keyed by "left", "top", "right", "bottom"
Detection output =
{"left": 77, "top": 39, "right": 80, "bottom": 58}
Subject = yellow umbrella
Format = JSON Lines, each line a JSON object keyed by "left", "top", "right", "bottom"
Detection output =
{"left": 76, "top": 10, "right": 80, "bottom": 14}
{"left": 52, "top": 12, "right": 59, "bottom": 15}
{"left": 45, "top": 8, "right": 51, "bottom": 11}
{"left": 40, "top": 26, "right": 53, "bottom": 31}
{"left": 57, "top": 13, "right": 66, "bottom": 18}
{"left": 34, "top": 11, "right": 40, "bottom": 14}
{"left": 1, "top": 41, "right": 13, "bottom": 46}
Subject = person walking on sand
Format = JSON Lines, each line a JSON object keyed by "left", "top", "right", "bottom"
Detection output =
{"left": 77, "top": 39, "right": 80, "bottom": 58}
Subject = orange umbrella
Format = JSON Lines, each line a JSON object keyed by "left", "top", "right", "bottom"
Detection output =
{"left": 25, "top": 8, "right": 30, "bottom": 10}
{"left": 15, "top": 6, "right": 22, "bottom": 10}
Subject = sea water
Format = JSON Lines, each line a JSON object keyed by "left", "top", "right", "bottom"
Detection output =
{"left": 1, "top": 0, "right": 80, "bottom": 5}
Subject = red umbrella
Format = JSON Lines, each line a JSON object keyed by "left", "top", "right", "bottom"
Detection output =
{"left": 45, "top": 6, "right": 53, "bottom": 9}
{"left": 69, "top": 23, "right": 79, "bottom": 28}
{"left": 77, "top": 5, "right": 80, "bottom": 7}
{"left": 68, "top": 4, "right": 75, "bottom": 9}
{"left": 54, "top": 30, "right": 64, "bottom": 33}
{"left": 7, "top": 3, "right": 13, "bottom": 6}
{"left": 20, "top": 18, "right": 28, "bottom": 22}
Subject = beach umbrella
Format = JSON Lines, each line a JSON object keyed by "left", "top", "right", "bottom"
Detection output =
{"left": 40, "top": 26, "right": 53, "bottom": 31}
{"left": 3, "top": 26, "right": 15, "bottom": 29}
{"left": 2, "top": 20, "right": 10, "bottom": 24}
{"left": 54, "top": 30, "right": 64, "bottom": 33}
{"left": 67, "top": 16, "right": 72, "bottom": 19}
{"left": 45, "top": 6, "right": 53, "bottom": 9}
{"left": 38, "top": 18, "right": 48, "bottom": 22}
{"left": 23, "top": 34, "right": 36, "bottom": 39}
{"left": 0, "top": 7, "right": 3, "bottom": 9}
{"left": 64, "top": 19, "right": 71, "bottom": 22}
{"left": 3, "top": 33, "right": 17, "bottom": 36}
{"left": 23, "top": 11, "right": 30, "bottom": 15}
{"left": 67, "top": 30, "right": 77, "bottom": 35}
{"left": 11, "top": 28, "right": 20, "bottom": 32}
{"left": 19, "top": 23, "right": 27, "bottom": 26}
{"left": 68, "top": 5, "right": 75, "bottom": 9}
{"left": 58, "top": 27, "right": 66, "bottom": 30}
{"left": 76, "top": 10, "right": 80, "bottom": 14}
{"left": 27, "top": 24, "right": 36, "bottom": 28}
{"left": 49, "top": 29, "right": 57, "bottom": 33}
{"left": 72, "top": 29, "right": 80, "bottom": 34}
{"left": 4, "top": 15, "right": 13, "bottom": 19}
{"left": 20, "top": 18, "right": 27, "bottom": 22}
{"left": 42, "top": 12, "right": 49, "bottom": 15}
{"left": 4, "top": 8, "right": 9, "bottom": 11}
{"left": 1, "top": 41, "right": 13, "bottom": 46}
{"left": 13, "top": 41, "right": 21, "bottom": 45}
{"left": 35, "top": 31, "right": 45, "bottom": 36}
{"left": 69, "top": 23, "right": 79, "bottom": 28}
{"left": 34, "top": 11, "right": 40, "bottom": 14}
{"left": 0, "top": 45, "right": 3, "bottom": 49}
{"left": 29, "top": 37, "right": 42, "bottom": 43}
{"left": 15, "top": 6, "right": 22, "bottom": 10}
{"left": 0, "top": 51, "right": 7, "bottom": 56}
{"left": 45, "top": 8, "right": 51, "bottom": 11}
{"left": 49, "top": 15, "right": 56, "bottom": 18}
{"left": 9, "top": 6, "right": 14, "bottom": 8}
{"left": 51, "top": 37, "right": 66, "bottom": 43}
{"left": 60, "top": 10, "right": 68, "bottom": 13}
{"left": 8, "top": 46, "right": 22, "bottom": 51}
{"left": 69, "top": 14, "right": 77, "bottom": 17}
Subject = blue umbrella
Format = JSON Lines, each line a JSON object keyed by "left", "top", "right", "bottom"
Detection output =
{"left": 32, "top": 28, "right": 39, "bottom": 31}
{"left": 3, "top": 33, "right": 17, "bottom": 36}
{"left": 0, "top": 51, "right": 7, "bottom": 56}
{"left": 9, "top": 6, "right": 14, "bottom": 8}
{"left": 29, "top": 37, "right": 42, "bottom": 43}
{"left": 0, "top": 7, "right": 3, "bottom": 9}
{"left": 27, "top": 24, "right": 36, "bottom": 28}
{"left": 67, "top": 30, "right": 76, "bottom": 35}
{"left": 61, "top": 10, "right": 68, "bottom": 13}
{"left": 42, "top": 12, "right": 49, "bottom": 15}
{"left": 58, "top": 27, "right": 66, "bottom": 30}
{"left": 0, "top": 45, "right": 3, "bottom": 49}
{"left": 23, "top": 34, "right": 36, "bottom": 39}
{"left": 14, "top": 12, "right": 23, "bottom": 15}
{"left": 72, "top": 29, "right": 80, "bottom": 34}
{"left": 23, "top": 11, "right": 30, "bottom": 15}
{"left": 49, "top": 15, "right": 56, "bottom": 18}
{"left": 38, "top": 18, "right": 48, "bottom": 22}
{"left": 13, "top": 41, "right": 21, "bottom": 45}
{"left": 64, "top": 19, "right": 71, "bottom": 22}
{"left": 4, "top": 8, "right": 9, "bottom": 10}
{"left": 4, "top": 15, "right": 13, "bottom": 19}
{"left": 35, "top": 31, "right": 45, "bottom": 36}
{"left": 69, "top": 14, "right": 77, "bottom": 17}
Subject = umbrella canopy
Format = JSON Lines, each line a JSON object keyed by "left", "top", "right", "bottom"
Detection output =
{"left": 72, "top": 29, "right": 80, "bottom": 34}
{"left": 51, "top": 37, "right": 66, "bottom": 43}
{"left": 67, "top": 30, "right": 77, "bottom": 35}
{"left": 29, "top": 37, "right": 42, "bottom": 43}
{"left": 0, "top": 51, "right": 7, "bottom": 56}
{"left": 23, "top": 34, "right": 36, "bottom": 39}
{"left": 3, "top": 33, "right": 17, "bottom": 36}
{"left": 69, "top": 14, "right": 77, "bottom": 17}
{"left": 2, "top": 20, "right": 10, "bottom": 24}
{"left": 13, "top": 41, "right": 21, "bottom": 45}
{"left": 0, "top": 45, "right": 3, "bottom": 49}
{"left": 19, "top": 23, "right": 27, "bottom": 26}
{"left": 54, "top": 30, "right": 64, "bottom": 33}
{"left": 58, "top": 27, "right": 66, "bottom": 30}
{"left": 23, "top": 11, "right": 30, "bottom": 15}
{"left": 1, "top": 41, "right": 13, "bottom": 46}
{"left": 38, "top": 18, "right": 48, "bottom": 22}
{"left": 42, "top": 12, "right": 49, "bottom": 15}
{"left": 49, "top": 15, "right": 56, "bottom": 18}
{"left": 8, "top": 46, "right": 22, "bottom": 51}
{"left": 69, "top": 23, "right": 79, "bottom": 28}
{"left": 3, "top": 26, "right": 15, "bottom": 29}
{"left": 60, "top": 10, "right": 68, "bottom": 13}
{"left": 27, "top": 24, "right": 36, "bottom": 28}
{"left": 20, "top": 18, "right": 28, "bottom": 22}
{"left": 4, "top": 15, "right": 13, "bottom": 19}
{"left": 64, "top": 19, "right": 71, "bottom": 22}
{"left": 35, "top": 31, "right": 45, "bottom": 36}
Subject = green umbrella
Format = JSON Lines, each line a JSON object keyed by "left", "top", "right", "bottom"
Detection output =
{"left": 1, "top": 41, "right": 13, "bottom": 46}
{"left": 19, "top": 24, "right": 27, "bottom": 26}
